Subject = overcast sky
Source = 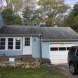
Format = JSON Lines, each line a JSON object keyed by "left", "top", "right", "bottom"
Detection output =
{"left": 65, "top": 0, "right": 78, "bottom": 8}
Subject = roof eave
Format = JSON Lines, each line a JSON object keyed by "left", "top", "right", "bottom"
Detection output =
{"left": 42, "top": 39, "right": 78, "bottom": 42}
{"left": 0, "top": 34, "right": 42, "bottom": 36}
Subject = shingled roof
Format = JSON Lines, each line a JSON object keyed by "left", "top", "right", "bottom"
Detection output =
{"left": 41, "top": 27, "right": 78, "bottom": 39}
{"left": 0, "top": 26, "right": 42, "bottom": 35}
{"left": 0, "top": 25, "right": 78, "bottom": 40}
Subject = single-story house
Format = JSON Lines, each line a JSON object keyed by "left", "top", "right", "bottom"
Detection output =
{"left": 0, "top": 25, "right": 78, "bottom": 64}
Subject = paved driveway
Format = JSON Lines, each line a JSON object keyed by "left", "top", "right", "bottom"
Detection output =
{"left": 42, "top": 64, "right": 78, "bottom": 78}
{"left": 51, "top": 64, "right": 78, "bottom": 78}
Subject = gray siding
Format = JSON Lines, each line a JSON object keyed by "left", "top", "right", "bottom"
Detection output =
{"left": 32, "top": 36, "right": 40, "bottom": 58}
{"left": 42, "top": 42, "right": 49, "bottom": 59}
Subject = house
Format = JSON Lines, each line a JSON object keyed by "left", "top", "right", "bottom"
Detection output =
{"left": 0, "top": 25, "right": 78, "bottom": 64}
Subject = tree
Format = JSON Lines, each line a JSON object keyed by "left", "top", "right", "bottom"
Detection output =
{"left": 2, "top": 0, "right": 38, "bottom": 25}
{"left": 6, "top": 0, "right": 23, "bottom": 14}
{"left": 2, "top": 7, "right": 22, "bottom": 25}
{"left": 36, "top": 0, "right": 69, "bottom": 26}
{"left": 22, "top": 0, "right": 38, "bottom": 25}
{"left": 63, "top": 3, "right": 78, "bottom": 32}
{"left": 6, "top": 0, "right": 37, "bottom": 14}
{"left": 3, "top": 0, "right": 69, "bottom": 26}
{"left": 22, "top": 6, "right": 33, "bottom": 25}
{"left": 22, "top": 0, "right": 69, "bottom": 26}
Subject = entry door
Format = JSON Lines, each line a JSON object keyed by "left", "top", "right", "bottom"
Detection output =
{"left": 23, "top": 37, "right": 31, "bottom": 55}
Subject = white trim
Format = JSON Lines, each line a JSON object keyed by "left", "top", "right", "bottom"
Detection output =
{"left": 15, "top": 37, "right": 22, "bottom": 50}
{"left": 13, "top": 38, "right": 15, "bottom": 50}
{"left": 8, "top": 38, "right": 13, "bottom": 50}
{"left": 5, "top": 38, "right": 7, "bottom": 50}
{"left": 49, "top": 42, "right": 76, "bottom": 64}
{"left": 49, "top": 42, "right": 76, "bottom": 44}
{"left": 30, "top": 36, "right": 32, "bottom": 54}
{"left": 23, "top": 36, "right": 31, "bottom": 55}
{"left": 0, "top": 37, "right": 22, "bottom": 51}
{"left": 42, "top": 39, "right": 78, "bottom": 42}
{"left": 49, "top": 42, "right": 76, "bottom": 51}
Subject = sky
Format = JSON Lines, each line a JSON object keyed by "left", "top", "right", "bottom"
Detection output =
{"left": 65, "top": 0, "right": 78, "bottom": 8}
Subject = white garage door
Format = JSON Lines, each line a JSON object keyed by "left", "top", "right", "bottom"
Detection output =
{"left": 49, "top": 42, "right": 75, "bottom": 64}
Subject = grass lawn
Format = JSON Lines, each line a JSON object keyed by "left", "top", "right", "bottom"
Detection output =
{"left": 0, "top": 67, "right": 68, "bottom": 78}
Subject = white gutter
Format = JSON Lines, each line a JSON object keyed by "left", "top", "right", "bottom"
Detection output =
{"left": 0, "top": 34, "right": 42, "bottom": 36}
{"left": 42, "top": 39, "right": 78, "bottom": 41}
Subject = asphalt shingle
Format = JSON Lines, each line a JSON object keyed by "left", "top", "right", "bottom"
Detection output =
{"left": 0, "top": 25, "right": 78, "bottom": 39}
{"left": 41, "top": 27, "right": 78, "bottom": 39}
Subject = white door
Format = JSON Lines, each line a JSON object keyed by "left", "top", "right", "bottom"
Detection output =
{"left": 23, "top": 37, "right": 31, "bottom": 55}
{"left": 49, "top": 42, "right": 75, "bottom": 64}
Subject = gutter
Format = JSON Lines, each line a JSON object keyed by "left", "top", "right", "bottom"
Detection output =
{"left": 42, "top": 39, "right": 78, "bottom": 42}
{"left": 0, "top": 34, "right": 42, "bottom": 36}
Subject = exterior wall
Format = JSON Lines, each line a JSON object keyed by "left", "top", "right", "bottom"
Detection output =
{"left": 0, "top": 37, "right": 23, "bottom": 56}
{"left": 42, "top": 41, "right": 77, "bottom": 59}
{"left": 0, "top": 36, "right": 41, "bottom": 57}
{"left": 42, "top": 42, "right": 49, "bottom": 59}
{"left": 32, "top": 36, "right": 40, "bottom": 58}
{"left": 0, "top": 50, "right": 23, "bottom": 56}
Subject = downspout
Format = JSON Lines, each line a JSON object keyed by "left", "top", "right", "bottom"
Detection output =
{"left": 39, "top": 35, "right": 42, "bottom": 64}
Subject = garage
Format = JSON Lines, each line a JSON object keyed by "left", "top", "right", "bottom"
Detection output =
{"left": 49, "top": 42, "right": 75, "bottom": 64}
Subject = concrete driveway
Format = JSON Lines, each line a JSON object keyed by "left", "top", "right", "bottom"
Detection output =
{"left": 42, "top": 64, "right": 78, "bottom": 78}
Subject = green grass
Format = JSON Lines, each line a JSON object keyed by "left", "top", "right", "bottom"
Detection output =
{"left": 0, "top": 67, "right": 68, "bottom": 78}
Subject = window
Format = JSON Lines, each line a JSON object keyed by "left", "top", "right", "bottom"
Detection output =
{"left": 0, "top": 38, "right": 5, "bottom": 50}
{"left": 15, "top": 38, "right": 21, "bottom": 49}
{"left": 59, "top": 47, "right": 66, "bottom": 51}
{"left": 8, "top": 38, "right": 13, "bottom": 49}
{"left": 25, "top": 38, "right": 30, "bottom": 46}
{"left": 50, "top": 47, "right": 58, "bottom": 51}
{"left": 0, "top": 37, "right": 22, "bottom": 50}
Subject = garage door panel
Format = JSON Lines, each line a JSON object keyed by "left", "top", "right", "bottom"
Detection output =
{"left": 50, "top": 55, "right": 67, "bottom": 59}
{"left": 50, "top": 60, "right": 59, "bottom": 64}
{"left": 58, "top": 56, "right": 67, "bottom": 59}
{"left": 50, "top": 56, "right": 60, "bottom": 59}
{"left": 50, "top": 59, "right": 67, "bottom": 64}
{"left": 50, "top": 51, "right": 68, "bottom": 55}
{"left": 50, "top": 43, "right": 75, "bottom": 64}
{"left": 58, "top": 52, "right": 68, "bottom": 55}
{"left": 59, "top": 60, "right": 67, "bottom": 64}
{"left": 50, "top": 52, "right": 59, "bottom": 55}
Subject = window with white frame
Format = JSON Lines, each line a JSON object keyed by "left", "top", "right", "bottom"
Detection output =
{"left": 0, "top": 37, "right": 22, "bottom": 50}
{"left": 8, "top": 38, "right": 13, "bottom": 49}
{"left": 15, "top": 38, "right": 21, "bottom": 49}
{"left": 0, "top": 38, "right": 5, "bottom": 50}
{"left": 25, "top": 38, "right": 30, "bottom": 46}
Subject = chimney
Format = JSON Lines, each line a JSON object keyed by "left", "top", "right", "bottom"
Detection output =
{"left": 0, "top": 0, "right": 7, "bottom": 28}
